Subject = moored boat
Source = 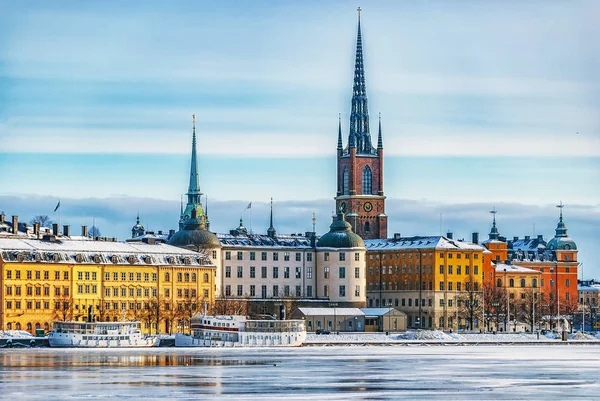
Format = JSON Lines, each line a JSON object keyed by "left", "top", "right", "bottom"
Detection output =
{"left": 47, "top": 321, "right": 159, "bottom": 348}
{"left": 175, "top": 314, "right": 306, "bottom": 347}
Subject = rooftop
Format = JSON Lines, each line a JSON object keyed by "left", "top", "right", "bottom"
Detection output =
{"left": 365, "top": 236, "right": 485, "bottom": 251}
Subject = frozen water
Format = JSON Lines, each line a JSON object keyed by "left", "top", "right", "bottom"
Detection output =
{"left": 0, "top": 346, "right": 598, "bottom": 400}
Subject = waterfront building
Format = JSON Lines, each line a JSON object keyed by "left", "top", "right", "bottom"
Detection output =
{"left": 364, "top": 235, "right": 486, "bottom": 330}
{"left": 334, "top": 9, "right": 387, "bottom": 240}
{"left": 0, "top": 235, "right": 215, "bottom": 335}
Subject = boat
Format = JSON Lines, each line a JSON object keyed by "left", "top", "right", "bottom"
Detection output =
{"left": 175, "top": 314, "right": 307, "bottom": 347}
{"left": 47, "top": 321, "right": 160, "bottom": 348}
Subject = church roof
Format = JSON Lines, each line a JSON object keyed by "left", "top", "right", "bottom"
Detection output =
{"left": 316, "top": 212, "right": 365, "bottom": 249}
{"left": 365, "top": 236, "right": 484, "bottom": 251}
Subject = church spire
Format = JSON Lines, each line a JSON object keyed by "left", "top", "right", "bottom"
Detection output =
{"left": 267, "top": 197, "right": 276, "bottom": 238}
{"left": 188, "top": 114, "right": 201, "bottom": 197}
{"left": 377, "top": 112, "right": 383, "bottom": 149}
{"left": 337, "top": 113, "right": 343, "bottom": 151}
{"left": 488, "top": 207, "right": 500, "bottom": 240}
{"left": 554, "top": 201, "right": 568, "bottom": 237}
{"left": 349, "top": 7, "right": 373, "bottom": 154}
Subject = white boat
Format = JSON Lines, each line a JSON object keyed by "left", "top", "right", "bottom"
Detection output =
{"left": 175, "top": 315, "right": 306, "bottom": 347}
{"left": 47, "top": 321, "right": 160, "bottom": 348}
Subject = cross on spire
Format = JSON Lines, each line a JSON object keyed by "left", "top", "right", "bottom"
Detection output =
{"left": 556, "top": 200, "right": 564, "bottom": 220}
{"left": 357, "top": 6, "right": 361, "bottom": 20}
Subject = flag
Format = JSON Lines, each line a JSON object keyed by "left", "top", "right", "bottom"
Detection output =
{"left": 245, "top": 202, "right": 252, "bottom": 210}
{"left": 53, "top": 200, "right": 61, "bottom": 212}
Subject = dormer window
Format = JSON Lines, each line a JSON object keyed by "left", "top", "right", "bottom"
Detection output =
{"left": 111, "top": 255, "right": 118, "bottom": 264}
{"left": 145, "top": 256, "right": 153, "bottom": 264}
{"left": 53, "top": 253, "right": 60, "bottom": 262}
{"left": 167, "top": 256, "right": 175, "bottom": 264}
{"left": 128, "top": 255, "right": 136, "bottom": 264}
{"left": 34, "top": 253, "right": 41, "bottom": 262}
{"left": 93, "top": 255, "right": 101, "bottom": 263}
{"left": 184, "top": 257, "right": 191, "bottom": 265}
{"left": 75, "top": 254, "right": 83, "bottom": 263}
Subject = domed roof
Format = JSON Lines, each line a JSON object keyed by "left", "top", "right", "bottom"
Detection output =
{"left": 547, "top": 237, "right": 577, "bottom": 251}
{"left": 317, "top": 212, "right": 365, "bottom": 249}
{"left": 168, "top": 211, "right": 220, "bottom": 249}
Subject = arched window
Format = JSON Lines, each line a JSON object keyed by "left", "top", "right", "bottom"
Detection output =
{"left": 520, "top": 278, "right": 526, "bottom": 288}
{"left": 362, "top": 166, "right": 372, "bottom": 195}
{"left": 16, "top": 322, "right": 21, "bottom": 330}
{"left": 364, "top": 221, "right": 370, "bottom": 232}
{"left": 165, "top": 272, "right": 170, "bottom": 282}
{"left": 203, "top": 273, "right": 209, "bottom": 283}
{"left": 343, "top": 168, "right": 349, "bottom": 195}
{"left": 26, "top": 322, "right": 32, "bottom": 331}
{"left": 6, "top": 323, "right": 12, "bottom": 330}
{"left": 177, "top": 273, "right": 183, "bottom": 282}
{"left": 532, "top": 278, "right": 537, "bottom": 288}
{"left": 184, "top": 273, "right": 190, "bottom": 282}
{"left": 191, "top": 273, "right": 197, "bottom": 282}
{"left": 509, "top": 278, "right": 514, "bottom": 288}
{"left": 496, "top": 278, "right": 502, "bottom": 287}
{"left": 35, "top": 322, "right": 40, "bottom": 330}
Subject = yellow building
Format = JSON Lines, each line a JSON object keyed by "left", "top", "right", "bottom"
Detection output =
{"left": 365, "top": 235, "right": 486, "bottom": 330}
{"left": 0, "top": 236, "right": 215, "bottom": 335}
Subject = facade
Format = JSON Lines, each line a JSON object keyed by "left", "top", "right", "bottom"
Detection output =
{"left": 334, "top": 12, "right": 387, "bottom": 240}
{"left": 578, "top": 280, "right": 599, "bottom": 331}
{"left": 365, "top": 235, "right": 486, "bottom": 330}
{"left": 291, "top": 307, "right": 365, "bottom": 332}
{"left": 361, "top": 307, "right": 407, "bottom": 332}
{"left": 481, "top": 207, "right": 579, "bottom": 326}
{"left": 0, "top": 236, "right": 215, "bottom": 335}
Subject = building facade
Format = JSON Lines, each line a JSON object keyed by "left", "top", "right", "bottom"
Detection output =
{"left": 0, "top": 236, "right": 215, "bottom": 335}
{"left": 365, "top": 235, "right": 486, "bottom": 330}
{"left": 334, "top": 11, "right": 387, "bottom": 240}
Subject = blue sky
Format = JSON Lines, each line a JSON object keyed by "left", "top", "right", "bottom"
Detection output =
{"left": 0, "top": 1, "right": 599, "bottom": 276}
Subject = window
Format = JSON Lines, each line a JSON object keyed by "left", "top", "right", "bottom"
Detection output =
{"left": 250, "top": 285, "right": 256, "bottom": 297}
{"left": 44, "top": 270, "right": 49, "bottom": 280}
{"left": 273, "top": 252, "right": 279, "bottom": 261}
{"left": 324, "top": 285, "right": 329, "bottom": 297}
{"left": 355, "top": 267, "right": 360, "bottom": 278}
{"left": 364, "top": 222, "right": 370, "bottom": 232}
{"left": 284, "top": 252, "right": 290, "bottom": 261}
{"left": 129, "top": 272, "right": 134, "bottom": 281}
{"left": 261, "top": 266, "right": 267, "bottom": 279}
{"left": 355, "top": 253, "right": 360, "bottom": 261}
{"left": 456, "top": 266, "right": 461, "bottom": 275}
{"left": 440, "top": 282, "right": 445, "bottom": 290}
{"left": 296, "top": 253, "right": 301, "bottom": 262}
{"left": 284, "top": 285, "right": 290, "bottom": 297}
{"left": 509, "top": 278, "right": 514, "bottom": 288}
{"left": 16, "top": 270, "right": 21, "bottom": 279}
{"left": 35, "top": 271, "right": 40, "bottom": 280}
{"left": 324, "top": 267, "right": 330, "bottom": 279}
{"left": 456, "top": 282, "right": 461, "bottom": 291}
{"left": 250, "top": 251, "right": 256, "bottom": 261}
{"left": 339, "top": 252, "right": 346, "bottom": 261}
{"left": 448, "top": 282, "right": 453, "bottom": 291}
{"left": 164, "top": 272, "right": 170, "bottom": 282}
{"left": 237, "top": 266, "right": 243, "bottom": 278}
{"left": 532, "top": 278, "right": 537, "bottom": 288}
{"left": 566, "top": 279, "right": 570, "bottom": 287}
{"left": 225, "top": 251, "right": 231, "bottom": 260}
{"left": 6, "top": 270, "right": 11, "bottom": 279}
{"left": 339, "top": 285, "right": 346, "bottom": 297}
{"left": 474, "top": 266, "right": 478, "bottom": 275}
{"left": 307, "top": 267, "right": 312, "bottom": 279}
{"left": 324, "top": 252, "right": 330, "bottom": 261}
{"left": 237, "top": 251, "right": 243, "bottom": 261}
{"left": 261, "top": 252, "right": 267, "bottom": 261}
{"left": 497, "top": 278, "right": 502, "bottom": 287}
{"left": 448, "top": 266, "right": 453, "bottom": 274}
{"left": 225, "top": 266, "right": 231, "bottom": 278}
{"left": 44, "top": 286, "right": 50, "bottom": 296}
{"left": 362, "top": 166, "right": 372, "bottom": 194}
{"left": 273, "top": 285, "right": 279, "bottom": 296}
{"left": 296, "top": 285, "right": 301, "bottom": 297}
{"left": 448, "top": 253, "right": 453, "bottom": 259}
{"left": 250, "top": 266, "right": 256, "bottom": 278}
{"left": 77, "top": 272, "right": 82, "bottom": 280}
{"left": 306, "top": 285, "right": 313, "bottom": 297}
{"left": 339, "top": 267, "right": 346, "bottom": 279}
{"left": 307, "top": 253, "right": 313, "bottom": 262}
{"left": 177, "top": 272, "right": 182, "bottom": 282}
{"left": 284, "top": 267, "right": 290, "bottom": 279}
{"left": 261, "top": 285, "right": 267, "bottom": 298}
{"left": 520, "top": 278, "right": 526, "bottom": 288}
{"left": 15, "top": 286, "right": 20, "bottom": 295}
{"left": 273, "top": 267, "right": 279, "bottom": 279}
{"left": 6, "top": 286, "right": 12, "bottom": 295}
{"left": 225, "top": 285, "right": 231, "bottom": 297}
{"left": 295, "top": 267, "right": 301, "bottom": 279}
{"left": 212, "top": 250, "right": 217, "bottom": 259}
{"left": 355, "top": 285, "right": 360, "bottom": 297}
{"left": 343, "top": 168, "right": 349, "bottom": 195}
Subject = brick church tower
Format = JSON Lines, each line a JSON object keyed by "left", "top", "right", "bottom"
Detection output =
{"left": 335, "top": 9, "right": 387, "bottom": 240}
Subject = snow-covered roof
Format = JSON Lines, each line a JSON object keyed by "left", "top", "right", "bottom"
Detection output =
{"left": 578, "top": 285, "right": 600, "bottom": 292}
{"left": 296, "top": 307, "right": 364, "bottom": 316}
{"left": 510, "top": 237, "right": 546, "bottom": 252}
{"left": 365, "top": 236, "right": 485, "bottom": 251}
{"left": 494, "top": 263, "right": 539, "bottom": 274}
{"left": 217, "top": 233, "right": 314, "bottom": 249}
{"left": 0, "top": 238, "right": 213, "bottom": 267}
{"left": 360, "top": 308, "right": 406, "bottom": 317}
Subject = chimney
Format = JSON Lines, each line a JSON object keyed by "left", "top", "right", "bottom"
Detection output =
{"left": 112, "top": 237, "right": 117, "bottom": 242}
{"left": 513, "top": 236, "right": 519, "bottom": 242}
{"left": 95, "top": 236, "right": 100, "bottom": 241}
{"left": 158, "top": 230, "right": 163, "bottom": 235}
{"left": 394, "top": 233, "right": 402, "bottom": 240}
{"left": 446, "top": 231, "right": 453, "bottom": 240}
{"left": 169, "top": 229, "right": 175, "bottom": 237}
{"left": 63, "top": 225, "right": 70, "bottom": 237}
{"left": 103, "top": 236, "right": 108, "bottom": 242}
{"left": 472, "top": 232, "right": 479, "bottom": 244}
{"left": 525, "top": 235, "right": 531, "bottom": 241}
{"left": 82, "top": 225, "right": 88, "bottom": 237}
{"left": 34, "top": 222, "right": 40, "bottom": 239}
{"left": 142, "top": 237, "right": 156, "bottom": 245}
{"left": 537, "top": 234, "right": 544, "bottom": 241}
{"left": 0, "top": 213, "right": 5, "bottom": 224}
{"left": 12, "top": 215, "right": 18, "bottom": 234}
{"left": 52, "top": 223, "right": 59, "bottom": 236}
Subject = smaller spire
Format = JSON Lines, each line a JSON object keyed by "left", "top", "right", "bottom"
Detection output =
{"left": 488, "top": 207, "right": 500, "bottom": 240}
{"left": 337, "top": 113, "right": 343, "bottom": 150}
{"left": 555, "top": 201, "right": 568, "bottom": 237}
{"left": 267, "top": 197, "right": 276, "bottom": 238}
{"left": 377, "top": 112, "right": 383, "bottom": 149}
{"left": 136, "top": 212, "right": 140, "bottom": 224}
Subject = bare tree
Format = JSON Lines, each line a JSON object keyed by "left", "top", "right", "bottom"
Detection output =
{"left": 483, "top": 283, "right": 508, "bottom": 332}
{"left": 457, "top": 276, "right": 483, "bottom": 330}
{"left": 515, "top": 288, "right": 541, "bottom": 332}
{"left": 88, "top": 225, "right": 102, "bottom": 238}
{"left": 213, "top": 296, "right": 248, "bottom": 316}
{"left": 561, "top": 296, "right": 578, "bottom": 332}
{"left": 52, "top": 296, "right": 74, "bottom": 322}
{"left": 30, "top": 215, "right": 53, "bottom": 227}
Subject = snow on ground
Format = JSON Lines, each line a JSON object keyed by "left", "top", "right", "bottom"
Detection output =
{"left": 305, "top": 330, "right": 600, "bottom": 343}
{"left": 0, "top": 330, "right": 34, "bottom": 339}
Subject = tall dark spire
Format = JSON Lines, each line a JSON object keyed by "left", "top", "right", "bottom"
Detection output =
{"left": 554, "top": 201, "right": 568, "bottom": 237}
{"left": 188, "top": 114, "right": 201, "bottom": 199}
{"left": 267, "top": 197, "right": 276, "bottom": 238}
{"left": 488, "top": 207, "right": 500, "bottom": 240}
{"left": 337, "top": 113, "right": 343, "bottom": 151}
{"left": 349, "top": 7, "right": 373, "bottom": 155}
{"left": 377, "top": 112, "right": 383, "bottom": 149}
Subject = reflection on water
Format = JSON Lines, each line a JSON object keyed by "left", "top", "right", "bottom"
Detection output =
{"left": 0, "top": 347, "right": 598, "bottom": 400}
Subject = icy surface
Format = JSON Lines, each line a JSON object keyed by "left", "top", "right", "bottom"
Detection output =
{"left": 0, "top": 346, "right": 599, "bottom": 400}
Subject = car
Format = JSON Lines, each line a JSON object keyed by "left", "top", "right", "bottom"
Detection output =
{"left": 316, "top": 329, "right": 330, "bottom": 335}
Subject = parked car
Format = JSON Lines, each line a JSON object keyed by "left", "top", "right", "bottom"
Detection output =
{"left": 315, "top": 329, "right": 330, "bottom": 335}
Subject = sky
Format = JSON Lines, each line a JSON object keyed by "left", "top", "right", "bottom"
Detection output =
{"left": 0, "top": 1, "right": 599, "bottom": 277}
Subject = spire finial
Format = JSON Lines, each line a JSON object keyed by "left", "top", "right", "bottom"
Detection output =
{"left": 556, "top": 200, "right": 564, "bottom": 221}
{"left": 377, "top": 112, "right": 383, "bottom": 149}
{"left": 312, "top": 212, "right": 316, "bottom": 233}
{"left": 488, "top": 207, "right": 500, "bottom": 240}
{"left": 490, "top": 207, "right": 497, "bottom": 224}
{"left": 267, "top": 197, "right": 276, "bottom": 238}
{"left": 337, "top": 113, "right": 343, "bottom": 150}
{"left": 357, "top": 6, "right": 361, "bottom": 20}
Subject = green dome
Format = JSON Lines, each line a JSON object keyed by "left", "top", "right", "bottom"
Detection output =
{"left": 168, "top": 211, "right": 220, "bottom": 249}
{"left": 317, "top": 212, "right": 365, "bottom": 249}
{"left": 547, "top": 237, "right": 577, "bottom": 251}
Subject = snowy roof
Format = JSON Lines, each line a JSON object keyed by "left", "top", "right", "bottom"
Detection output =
{"left": 494, "top": 263, "right": 539, "bottom": 274}
{"left": 510, "top": 237, "right": 547, "bottom": 252}
{"left": 0, "top": 238, "right": 213, "bottom": 267}
{"left": 360, "top": 308, "right": 406, "bottom": 317}
{"left": 578, "top": 285, "right": 600, "bottom": 292}
{"left": 365, "top": 236, "right": 485, "bottom": 251}
{"left": 217, "top": 233, "right": 314, "bottom": 249}
{"left": 296, "top": 307, "right": 364, "bottom": 316}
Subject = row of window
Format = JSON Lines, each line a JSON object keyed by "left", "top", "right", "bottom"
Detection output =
{"left": 323, "top": 252, "right": 361, "bottom": 262}
{"left": 368, "top": 265, "right": 480, "bottom": 276}
{"left": 439, "top": 282, "right": 480, "bottom": 291}
{"left": 323, "top": 266, "right": 361, "bottom": 279}
{"left": 224, "top": 266, "right": 308, "bottom": 280}
{"left": 5, "top": 300, "right": 51, "bottom": 310}
{"left": 224, "top": 251, "right": 314, "bottom": 262}
{"left": 224, "top": 284, "right": 308, "bottom": 298}
{"left": 370, "top": 252, "right": 480, "bottom": 260}
{"left": 5, "top": 270, "right": 69, "bottom": 280}
{"left": 439, "top": 265, "right": 479, "bottom": 275}
{"left": 495, "top": 277, "right": 572, "bottom": 289}
{"left": 5, "top": 285, "right": 70, "bottom": 297}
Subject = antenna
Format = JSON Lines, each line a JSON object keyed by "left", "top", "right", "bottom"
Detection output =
{"left": 312, "top": 212, "right": 316, "bottom": 233}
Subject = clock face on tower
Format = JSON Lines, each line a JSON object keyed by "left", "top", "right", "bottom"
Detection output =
{"left": 363, "top": 202, "right": 373, "bottom": 212}
{"left": 340, "top": 202, "right": 347, "bottom": 213}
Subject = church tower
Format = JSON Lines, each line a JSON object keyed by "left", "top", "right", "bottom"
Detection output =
{"left": 335, "top": 8, "right": 387, "bottom": 240}
{"left": 179, "top": 114, "right": 207, "bottom": 229}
